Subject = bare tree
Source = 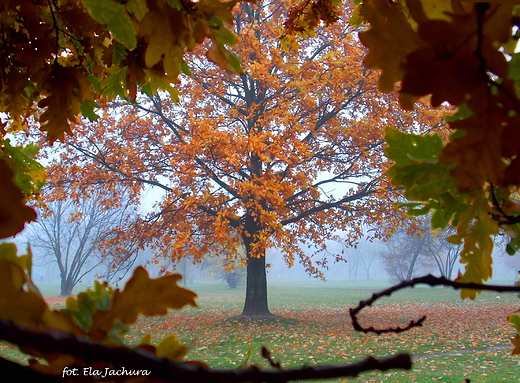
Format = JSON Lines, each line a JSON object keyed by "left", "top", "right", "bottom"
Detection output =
{"left": 360, "top": 250, "right": 379, "bottom": 280}
{"left": 422, "top": 228, "right": 462, "bottom": 280}
{"left": 379, "top": 228, "right": 433, "bottom": 284}
{"left": 380, "top": 221, "right": 461, "bottom": 283}
{"left": 26, "top": 187, "right": 137, "bottom": 295}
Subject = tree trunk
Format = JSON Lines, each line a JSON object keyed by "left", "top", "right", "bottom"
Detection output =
{"left": 406, "top": 240, "right": 424, "bottom": 280}
{"left": 239, "top": 204, "right": 274, "bottom": 318}
{"left": 241, "top": 249, "right": 273, "bottom": 317}
{"left": 60, "top": 278, "right": 74, "bottom": 296}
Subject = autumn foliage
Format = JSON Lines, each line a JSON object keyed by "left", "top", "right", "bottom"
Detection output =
{"left": 0, "top": 0, "right": 248, "bottom": 240}
{"left": 47, "top": 0, "right": 445, "bottom": 317}
{"left": 0, "top": 0, "right": 520, "bottom": 381}
{"left": 349, "top": 0, "right": 520, "bottom": 353}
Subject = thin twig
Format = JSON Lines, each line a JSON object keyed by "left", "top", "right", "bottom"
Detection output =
{"left": 350, "top": 274, "right": 520, "bottom": 335}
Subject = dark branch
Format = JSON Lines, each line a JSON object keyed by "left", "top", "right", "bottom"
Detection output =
{"left": 281, "top": 182, "right": 377, "bottom": 226}
{"left": 0, "top": 356, "right": 63, "bottom": 383}
{"left": 350, "top": 274, "right": 520, "bottom": 335}
{"left": 0, "top": 319, "right": 411, "bottom": 382}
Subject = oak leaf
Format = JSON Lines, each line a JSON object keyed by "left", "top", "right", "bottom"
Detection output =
{"left": 156, "top": 334, "right": 190, "bottom": 360}
{"left": 89, "top": 267, "right": 197, "bottom": 341}
{"left": 0, "top": 259, "right": 47, "bottom": 328}
{"left": 359, "top": 0, "right": 419, "bottom": 92}
{"left": 82, "top": 0, "right": 137, "bottom": 49}
{"left": 453, "top": 193, "right": 497, "bottom": 299}
{"left": 38, "top": 65, "right": 95, "bottom": 142}
{"left": 440, "top": 113, "right": 507, "bottom": 193}
{"left": 0, "top": 158, "right": 36, "bottom": 238}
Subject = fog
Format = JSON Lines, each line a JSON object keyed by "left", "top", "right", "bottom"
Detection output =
{"left": 8, "top": 232, "right": 520, "bottom": 297}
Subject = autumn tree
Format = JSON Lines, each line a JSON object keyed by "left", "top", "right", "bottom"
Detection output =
{"left": 49, "top": 0, "right": 444, "bottom": 318}
{"left": 2, "top": 0, "right": 520, "bottom": 382}
{"left": 0, "top": 0, "right": 251, "bottom": 243}
{"left": 25, "top": 186, "right": 138, "bottom": 295}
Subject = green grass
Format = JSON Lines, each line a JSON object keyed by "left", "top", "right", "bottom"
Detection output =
{"left": 350, "top": 352, "right": 520, "bottom": 383}
{"left": 2, "top": 280, "right": 520, "bottom": 382}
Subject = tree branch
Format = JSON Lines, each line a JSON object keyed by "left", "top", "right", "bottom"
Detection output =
{"left": 350, "top": 274, "right": 520, "bottom": 335}
{"left": 0, "top": 319, "right": 411, "bottom": 382}
{"left": 280, "top": 182, "right": 377, "bottom": 226}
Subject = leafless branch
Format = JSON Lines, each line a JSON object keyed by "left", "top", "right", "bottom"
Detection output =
{"left": 0, "top": 319, "right": 411, "bottom": 382}
{"left": 350, "top": 274, "right": 520, "bottom": 335}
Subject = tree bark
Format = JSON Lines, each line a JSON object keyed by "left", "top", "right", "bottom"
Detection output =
{"left": 406, "top": 240, "right": 424, "bottom": 280}
{"left": 241, "top": 252, "right": 272, "bottom": 317}
{"left": 239, "top": 204, "right": 274, "bottom": 318}
{"left": 60, "top": 278, "right": 74, "bottom": 296}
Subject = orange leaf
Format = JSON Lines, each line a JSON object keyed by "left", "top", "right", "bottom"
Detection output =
{"left": 89, "top": 267, "right": 197, "bottom": 341}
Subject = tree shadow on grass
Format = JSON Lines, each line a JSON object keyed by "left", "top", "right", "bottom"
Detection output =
{"left": 226, "top": 315, "right": 300, "bottom": 325}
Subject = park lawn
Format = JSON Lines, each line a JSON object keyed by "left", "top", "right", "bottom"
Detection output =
{"left": 1, "top": 280, "right": 520, "bottom": 382}
{"left": 128, "top": 282, "right": 520, "bottom": 382}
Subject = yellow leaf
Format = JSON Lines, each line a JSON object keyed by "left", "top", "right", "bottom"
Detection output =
{"left": 454, "top": 193, "right": 497, "bottom": 299}
{"left": 156, "top": 334, "right": 189, "bottom": 360}
{"left": 139, "top": 333, "right": 152, "bottom": 346}
{"left": 0, "top": 243, "right": 31, "bottom": 276}
{"left": 0, "top": 260, "right": 47, "bottom": 328}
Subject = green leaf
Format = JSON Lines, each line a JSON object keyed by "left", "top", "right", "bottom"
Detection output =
{"left": 506, "top": 233, "right": 520, "bottom": 255}
{"left": 87, "top": 74, "right": 102, "bottom": 93}
{"left": 100, "top": 66, "right": 128, "bottom": 99}
{"left": 509, "top": 53, "right": 520, "bottom": 97}
{"left": 385, "top": 127, "right": 444, "bottom": 164}
{"left": 63, "top": 281, "right": 114, "bottom": 332}
{"left": 181, "top": 61, "right": 192, "bottom": 76}
{"left": 207, "top": 16, "right": 224, "bottom": 27}
{"left": 397, "top": 202, "right": 432, "bottom": 216}
{"left": 82, "top": 0, "right": 137, "bottom": 49}
{"left": 2, "top": 139, "right": 46, "bottom": 198}
{"left": 126, "top": 0, "right": 148, "bottom": 21}
{"left": 431, "top": 208, "right": 452, "bottom": 229}
{"left": 213, "top": 26, "right": 238, "bottom": 46}
{"left": 88, "top": 267, "right": 197, "bottom": 342}
{"left": 113, "top": 42, "right": 128, "bottom": 66}
{"left": 80, "top": 101, "right": 100, "bottom": 121}
{"left": 206, "top": 43, "right": 243, "bottom": 74}
{"left": 225, "top": 50, "right": 243, "bottom": 74}
{"left": 385, "top": 129, "right": 457, "bottom": 203}
{"left": 140, "top": 83, "right": 153, "bottom": 97}
{"left": 167, "top": 0, "right": 183, "bottom": 11}
{"left": 444, "top": 103, "right": 473, "bottom": 123}
{"left": 509, "top": 313, "right": 520, "bottom": 330}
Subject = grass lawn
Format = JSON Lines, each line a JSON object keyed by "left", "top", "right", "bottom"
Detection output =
{"left": 1, "top": 279, "right": 520, "bottom": 382}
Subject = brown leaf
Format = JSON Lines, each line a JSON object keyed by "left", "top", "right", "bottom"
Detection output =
{"left": 359, "top": 0, "right": 419, "bottom": 92}
{"left": 38, "top": 65, "right": 94, "bottom": 142}
{"left": 0, "top": 158, "right": 36, "bottom": 238}
{"left": 399, "top": 18, "right": 482, "bottom": 108}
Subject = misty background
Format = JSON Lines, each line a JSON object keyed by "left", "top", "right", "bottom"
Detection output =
{"left": 7, "top": 224, "right": 520, "bottom": 296}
